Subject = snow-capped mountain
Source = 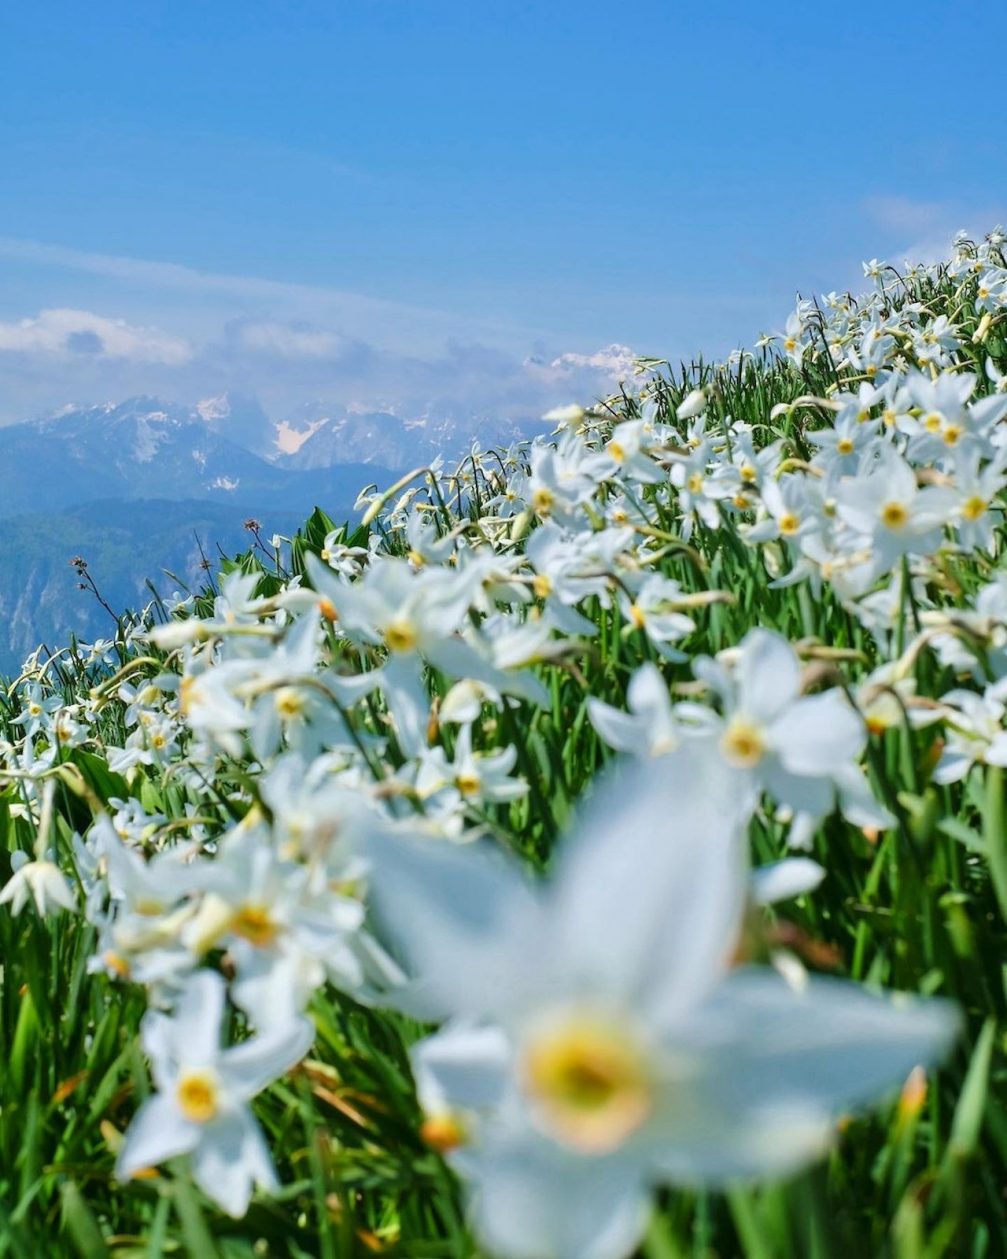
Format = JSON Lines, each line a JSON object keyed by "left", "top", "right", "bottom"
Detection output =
{"left": 0, "top": 393, "right": 551, "bottom": 521}
{"left": 0, "top": 395, "right": 381, "bottom": 519}
{"left": 275, "top": 402, "right": 550, "bottom": 471}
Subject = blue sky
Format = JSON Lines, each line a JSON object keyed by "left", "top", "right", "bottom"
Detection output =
{"left": 1, "top": 0, "right": 1005, "bottom": 422}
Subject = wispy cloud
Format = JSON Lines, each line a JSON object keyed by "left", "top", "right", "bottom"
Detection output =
{"left": 0, "top": 236, "right": 549, "bottom": 354}
{"left": 862, "top": 195, "right": 1007, "bottom": 265}
{"left": 231, "top": 320, "right": 363, "bottom": 361}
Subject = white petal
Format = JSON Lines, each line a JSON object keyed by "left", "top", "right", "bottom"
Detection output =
{"left": 736, "top": 629, "right": 801, "bottom": 723}
{"left": 221, "top": 1016, "right": 315, "bottom": 1099}
{"left": 412, "top": 1022, "right": 512, "bottom": 1114}
{"left": 367, "top": 828, "right": 546, "bottom": 1022}
{"left": 546, "top": 745, "right": 746, "bottom": 1024}
{"left": 772, "top": 691, "right": 864, "bottom": 776}
{"left": 586, "top": 697, "right": 652, "bottom": 757}
{"left": 191, "top": 1110, "right": 277, "bottom": 1218}
{"left": 467, "top": 1139, "right": 649, "bottom": 1259}
{"left": 678, "top": 969, "right": 958, "bottom": 1120}
{"left": 166, "top": 970, "right": 226, "bottom": 1067}
{"left": 117, "top": 1095, "right": 199, "bottom": 1178}
{"left": 751, "top": 858, "right": 825, "bottom": 905}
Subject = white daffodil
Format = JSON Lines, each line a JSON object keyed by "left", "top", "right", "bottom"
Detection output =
{"left": 835, "top": 447, "right": 954, "bottom": 578}
{"left": 0, "top": 851, "right": 77, "bottom": 917}
{"left": 116, "top": 970, "right": 313, "bottom": 1216}
{"left": 369, "top": 749, "right": 956, "bottom": 1259}
{"left": 179, "top": 826, "right": 366, "bottom": 1027}
{"left": 615, "top": 574, "right": 695, "bottom": 659}
{"left": 691, "top": 628, "right": 893, "bottom": 844}
{"left": 932, "top": 683, "right": 1007, "bottom": 784}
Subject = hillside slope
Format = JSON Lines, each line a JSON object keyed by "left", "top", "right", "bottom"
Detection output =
{"left": 0, "top": 498, "right": 309, "bottom": 672}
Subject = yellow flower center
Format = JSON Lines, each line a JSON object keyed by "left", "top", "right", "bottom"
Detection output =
{"left": 836, "top": 438, "right": 854, "bottom": 455}
{"left": 778, "top": 512, "right": 800, "bottom": 536}
{"left": 962, "top": 495, "right": 987, "bottom": 521}
{"left": 318, "top": 596, "right": 339, "bottom": 623}
{"left": 783, "top": 337, "right": 797, "bottom": 352}
{"left": 628, "top": 603, "right": 647, "bottom": 630}
{"left": 455, "top": 772, "right": 482, "bottom": 798}
{"left": 687, "top": 472, "right": 704, "bottom": 494}
{"left": 176, "top": 1069, "right": 220, "bottom": 1124}
{"left": 942, "top": 424, "right": 962, "bottom": 446}
{"left": 720, "top": 718, "right": 766, "bottom": 767}
{"left": 880, "top": 501, "right": 909, "bottom": 530}
{"left": 532, "top": 487, "right": 555, "bottom": 516}
{"left": 275, "top": 687, "right": 307, "bottom": 719}
{"left": 532, "top": 573, "right": 553, "bottom": 599}
{"left": 522, "top": 1015, "right": 652, "bottom": 1154}
{"left": 384, "top": 619, "right": 418, "bottom": 653}
{"left": 607, "top": 440, "right": 626, "bottom": 463}
{"left": 739, "top": 463, "right": 757, "bottom": 483}
{"left": 923, "top": 411, "right": 942, "bottom": 433}
{"left": 232, "top": 904, "right": 280, "bottom": 947}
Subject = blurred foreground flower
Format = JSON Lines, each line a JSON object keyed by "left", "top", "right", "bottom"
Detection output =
{"left": 116, "top": 971, "right": 314, "bottom": 1216}
{"left": 0, "top": 851, "right": 76, "bottom": 917}
{"left": 370, "top": 748, "right": 958, "bottom": 1259}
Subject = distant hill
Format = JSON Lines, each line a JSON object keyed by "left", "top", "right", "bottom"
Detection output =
{"left": 0, "top": 499, "right": 316, "bottom": 674}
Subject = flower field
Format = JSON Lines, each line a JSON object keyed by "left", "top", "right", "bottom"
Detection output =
{"left": 3, "top": 230, "right": 1007, "bottom": 1257}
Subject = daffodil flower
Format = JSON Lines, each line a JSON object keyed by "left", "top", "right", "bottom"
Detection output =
{"left": 117, "top": 970, "right": 313, "bottom": 1217}
{"left": 369, "top": 749, "right": 956, "bottom": 1259}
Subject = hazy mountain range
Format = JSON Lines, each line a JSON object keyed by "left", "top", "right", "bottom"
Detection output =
{"left": 0, "top": 393, "right": 548, "bottom": 672}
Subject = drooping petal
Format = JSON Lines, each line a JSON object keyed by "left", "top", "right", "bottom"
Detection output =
{"left": 465, "top": 1138, "right": 650, "bottom": 1259}
{"left": 117, "top": 1095, "right": 199, "bottom": 1178}
{"left": 751, "top": 858, "right": 825, "bottom": 905}
{"left": 586, "top": 696, "right": 652, "bottom": 757}
{"left": 190, "top": 1110, "right": 278, "bottom": 1218}
{"left": 650, "top": 1097, "right": 834, "bottom": 1184}
{"left": 412, "top": 1022, "right": 513, "bottom": 1115}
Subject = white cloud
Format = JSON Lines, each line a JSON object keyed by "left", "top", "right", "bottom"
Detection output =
{"left": 542, "top": 343, "right": 637, "bottom": 379}
{"left": 0, "top": 308, "right": 192, "bottom": 364}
